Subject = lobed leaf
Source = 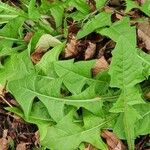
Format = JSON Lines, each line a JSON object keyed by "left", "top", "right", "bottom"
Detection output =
{"left": 0, "top": 51, "right": 34, "bottom": 85}
{"left": 109, "top": 36, "right": 145, "bottom": 88}
{"left": 77, "top": 12, "right": 112, "bottom": 39}
{"left": 41, "top": 109, "right": 108, "bottom": 150}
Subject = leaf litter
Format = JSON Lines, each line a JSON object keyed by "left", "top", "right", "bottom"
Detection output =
{"left": 0, "top": 0, "right": 150, "bottom": 150}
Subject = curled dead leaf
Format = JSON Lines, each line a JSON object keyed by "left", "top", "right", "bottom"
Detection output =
{"left": 85, "top": 144, "right": 97, "bottom": 150}
{"left": 115, "top": 13, "right": 123, "bottom": 20}
{"left": 138, "top": 19, "right": 150, "bottom": 52}
{"left": 34, "top": 131, "right": 40, "bottom": 146}
{"left": 36, "top": 34, "right": 61, "bottom": 52}
{"left": 137, "top": 0, "right": 146, "bottom": 4}
{"left": 0, "top": 130, "right": 9, "bottom": 150}
{"left": 65, "top": 36, "right": 78, "bottom": 58}
{"left": 31, "top": 33, "right": 61, "bottom": 64}
{"left": 0, "top": 84, "right": 4, "bottom": 95}
{"left": 24, "top": 32, "right": 33, "bottom": 42}
{"left": 31, "top": 47, "right": 45, "bottom": 64}
{"left": 16, "top": 143, "right": 27, "bottom": 150}
{"left": 92, "top": 56, "right": 108, "bottom": 76}
{"left": 85, "top": 42, "right": 96, "bottom": 60}
{"left": 109, "top": 0, "right": 121, "bottom": 6}
{"left": 145, "top": 91, "right": 150, "bottom": 100}
{"left": 104, "top": 6, "right": 114, "bottom": 13}
{"left": 101, "top": 130, "right": 127, "bottom": 150}
{"left": 0, "top": 138, "right": 8, "bottom": 150}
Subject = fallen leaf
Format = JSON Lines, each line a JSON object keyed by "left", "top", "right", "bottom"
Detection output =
{"left": 34, "top": 131, "right": 40, "bottom": 146}
{"left": 0, "top": 130, "right": 9, "bottom": 150}
{"left": 109, "top": 0, "right": 121, "bottom": 6}
{"left": 101, "top": 130, "right": 127, "bottom": 150}
{"left": 92, "top": 56, "right": 108, "bottom": 76}
{"left": 85, "top": 42, "right": 96, "bottom": 60}
{"left": 32, "top": 33, "right": 62, "bottom": 64}
{"left": 36, "top": 34, "right": 61, "bottom": 52}
{"left": 115, "top": 13, "right": 123, "bottom": 20}
{"left": 85, "top": 144, "right": 97, "bottom": 150}
{"left": 0, "top": 84, "right": 3, "bottom": 95}
{"left": 137, "top": 0, "right": 146, "bottom": 4}
{"left": 138, "top": 19, "right": 150, "bottom": 52}
{"left": 24, "top": 32, "right": 33, "bottom": 42}
{"left": 64, "top": 35, "right": 78, "bottom": 58}
{"left": 0, "top": 138, "right": 8, "bottom": 150}
{"left": 16, "top": 143, "right": 27, "bottom": 150}
{"left": 135, "top": 135, "right": 149, "bottom": 150}
{"left": 31, "top": 47, "right": 45, "bottom": 64}
{"left": 145, "top": 91, "right": 150, "bottom": 100}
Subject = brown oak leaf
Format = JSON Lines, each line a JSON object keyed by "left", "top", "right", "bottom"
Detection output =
{"left": 92, "top": 56, "right": 108, "bottom": 76}
{"left": 101, "top": 130, "right": 127, "bottom": 150}
{"left": 138, "top": 19, "right": 150, "bottom": 52}
{"left": 85, "top": 42, "right": 96, "bottom": 60}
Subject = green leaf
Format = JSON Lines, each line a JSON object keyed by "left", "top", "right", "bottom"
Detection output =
{"left": 134, "top": 104, "right": 150, "bottom": 136}
{"left": 137, "top": 50, "right": 150, "bottom": 77}
{"left": 67, "top": 11, "right": 86, "bottom": 21}
{"left": 50, "top": 5, "right": 64, "bottom": 28}
{"left": 0, "top": 2, "right": 26, "bottom": 17}
{"left": 98, "top": 17, "right": 136, "bottom": 44}
{"left": 8, "top": 73, "right": 106, "bottom": 122}
{"left": 125, "top": 0, "right": 139, "bottom": 13}
{"left": 41, "top": 109, "right": 108, "bottom": 150}
{"left": 8, "top": 74, "right": 63, "bottom": 122}
{"left": 95, "top": 0, "right": 106, "bottom": 9}
{"left": 140, "top": 0, "right": 150, "bottom": 16}
{"left": 0, "top": 51, "right": 34, "bottom": 85}
{"left": 0, "top": 17, "right": 24, "bottom": 38}
{"left": 68, "top": 0, "right": 90, "bottom": 15}
{"left": 77, "top": 12, "right": 111, "bottom": 39}
{"left": 67, "top": 83, "right": 104, "bottom": 115}
{"left": 6, "top": 101, "right": 53, "bottom": 124}
{"left": 110, "top": 86, "right": 144, "bottom": 113}
{"left": 30, "top": 30, "right": 45, "bottom": 52}
{"left": 108, "top": 23, "right": 147, "bottom": 150}
{"left": 113, "top": 106, "right": 142, "bottom": 150}
{"left": 109, "top": 36, "right": 145, "bottom": 88}
{"left": 53, "top": 60, "right": 96, "bottom": 94}
{"left": 0, "top": 17, "right": 25, "bottom": 53}
{"left": 125, "top": 0, "right": 150, "bottom": 17}
{"left": 28, "top": 0, "right": 41, "bottom": 21}
{"left": 36, "top": 43, "right": 65, "bottom": 76}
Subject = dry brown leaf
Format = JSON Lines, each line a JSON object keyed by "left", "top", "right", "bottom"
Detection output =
{"left": 16, "top": 143, "right": 27, "bottom": 150}
{"left": 109, "top": 0, "right": 121, "bottom": 6}
{"left": 137, "top": 0, "right": 146, "bottom": 4}
{"left": 140, "top": 0, "right": 145, "bottom": 4}
{"left": 145, "top": 91, "right": 150, "bottom": 100}
{"left": 31, "top": 47, "right": 45, "bottom": 64}
{"left": 0, "top": 84, "right": 3, "bottom": 95}
{"left": 24, "top": 32, "right": 33, "bottom": 42}
{"left": 0, "top": 138, "right": 8, "bottom": 150}
{"left": 31, "top": 33, "right": 60, "bottom": 64}
{"left": 115, "top": 13, "right": 123, "bottom": 20}
{"left": 85, "top": 42, "right": 96, "bottom": 60}
{"left": 85, "top": 144, "right": 97, "bottom": 150}
{"left": 34, "top": 131, "right": 40, "bottom": 146}
{"left": 101, "top": 130, "right": 127, "bottom": 150}
{"left": 92, "top": 56, "right": 108, "bottom": 76}
{"left": 65, "top": 36, "right": 78, "bottom": 58}
{"left": 138, "top": 19, "right": 150, "bottom": 52}
{"left": 104, "top": 6, "right": 114, "bottom": 13}
{"left": 0, "top": 130, "right": 9, "bottom": 150}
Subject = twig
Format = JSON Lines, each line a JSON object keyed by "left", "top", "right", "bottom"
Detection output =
{"left": 0, "top": 95, "right": 12, "bottom": 107}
